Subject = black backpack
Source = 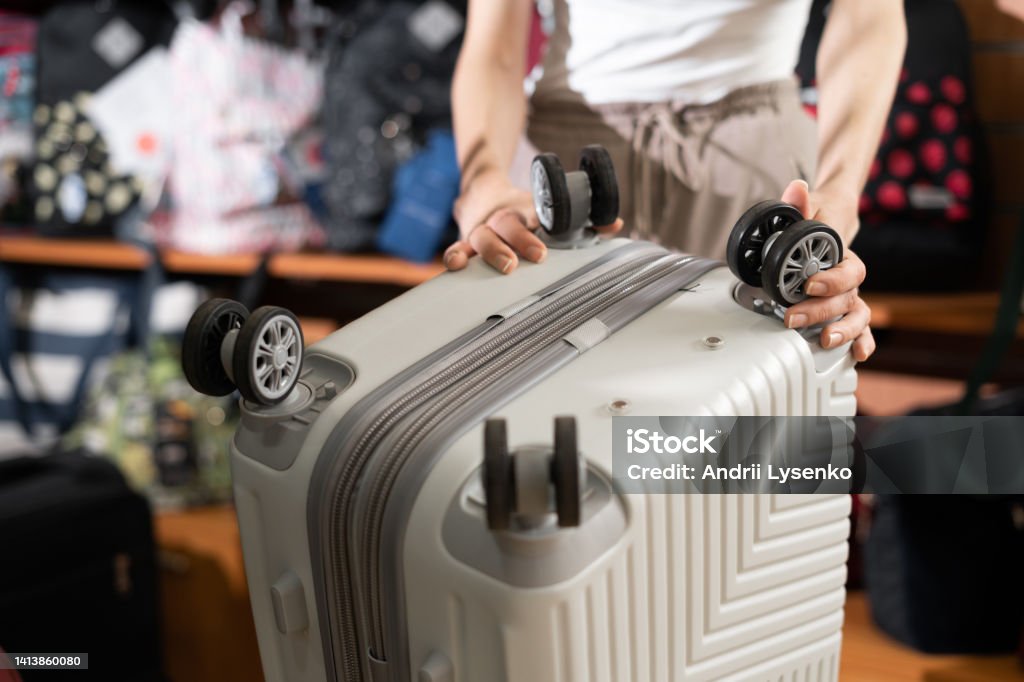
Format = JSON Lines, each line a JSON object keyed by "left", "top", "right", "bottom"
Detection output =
{"left": 797, "top": 0, "right": 989, "bottom": 291}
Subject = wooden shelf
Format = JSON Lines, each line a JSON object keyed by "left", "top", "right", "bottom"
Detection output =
{"left": 3, "top": 234, "right": 1019, "bottom": 339}
{"left": 0, "top": 234, "right": 151, "bottom": 270}
{"left": 863, "top": 291, "right": 1024, "bottom": 337}
{"left": 0, "top": 235, "right": 444, "bottom": 287}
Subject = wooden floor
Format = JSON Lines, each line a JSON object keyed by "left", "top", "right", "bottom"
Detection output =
{"left": 841, "top": 592, "right": 1023, "bottom": 681}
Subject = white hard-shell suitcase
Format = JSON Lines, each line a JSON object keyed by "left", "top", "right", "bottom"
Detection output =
{"left": 182, "top": 149, "right": 856, "bottom": 682}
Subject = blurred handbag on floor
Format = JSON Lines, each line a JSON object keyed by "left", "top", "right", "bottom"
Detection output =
{"left": 157, "top": 4, "right": 324, "bottom": 255}
{"left": 0, "top": 449, "right": 165, "bottom": 682}
{"left": 864, "top": 496, "right": 1024, "bottom": 654}
{"left": 863, "top": 210, "right": 1024, "bottom": 654}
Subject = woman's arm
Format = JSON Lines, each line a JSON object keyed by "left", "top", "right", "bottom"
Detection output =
{"left": 452, "top": 0, "right": 532, "bottom": 194}
{"left": 445, "top": 0, "right": 622, "bottom": 273}
{"left": 997, "top": 0, "right": 1024, "bottom": 23}
{"left": 445, "top": 0, "right": 546, "bottom": 273}
{"left": 812, "top": 0, "right": 908, "bottom": 244}
{"left": 779, "top": 0, "right": 906, "bottom": 362}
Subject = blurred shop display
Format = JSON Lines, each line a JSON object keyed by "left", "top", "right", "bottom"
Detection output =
{"left": 0, "top": 13, "right": 35, "bottom": 164}
{"left": 27, "top": 1, "right": 177, "bottom": 237}
{"left": 0, "top": 268, "right": 157, "bottom": 452}
{"left": 0, "top": 0, "right": 469, "bottom": 262}
{"left": 0, "top": 450, "right": 165, "bottom": 682}
{"left": 0, "top": 224, "right": 236, "bottom": 506}
{"left": 798, "top": 0, "right": 988, "bottom": 291}
{"left": 0, "top": 12, "right": 36, "bottom": 222}
{"left": 65, "top": 336, "right": 238, "bottom": 509}
{"left": 319, "top": 0, "right": 464, "bottom": 252}
{"left": 157, "top": 2, "right": 325, "bottom": 254}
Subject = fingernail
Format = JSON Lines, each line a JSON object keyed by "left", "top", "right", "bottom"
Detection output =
{"left": 806, "top": 282, "right": 826, "bottom": 296}
{"left": 443, "top": 251, "right": 455, "bottom": 268}
{"left": 787, "top": 313, "right": 808, "bottom": 329}
{"left": 826, "top": 332, "right": 844, "bottom": 348}
{"left": 499, "top": 256, "right": 515, "bottom": 274}
{"left": 526, "top": 246, "right": 547, "bottom": 263}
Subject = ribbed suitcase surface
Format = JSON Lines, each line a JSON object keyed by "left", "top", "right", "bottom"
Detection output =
{"left": 227, "top": 239, "right": 855, "bottom": 682}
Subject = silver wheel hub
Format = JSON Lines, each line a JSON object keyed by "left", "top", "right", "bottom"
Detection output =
{"left": 252, "top": 315, "right": 301, "bottom": 400}
{"left": 779, "top": 232, "right": 840, "bottom": 303}
{"left": 531, "top": 161, "right": 553, "bottom": 229}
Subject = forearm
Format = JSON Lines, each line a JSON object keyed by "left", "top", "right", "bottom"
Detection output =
{"left": 814, "top": 0, "right": 907, "bottom": 242}
{"left": 452, "top": 56, "right": 527, "bottom": 191}
{"left": 451, "top": 0, "right": 532, "bottom": 193}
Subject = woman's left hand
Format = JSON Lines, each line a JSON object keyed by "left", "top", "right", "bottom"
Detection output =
{"left": 779, "top": 179, "right": 876, "bottom": 362}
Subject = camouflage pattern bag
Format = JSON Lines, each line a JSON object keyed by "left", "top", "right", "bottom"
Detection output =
{"left": 65, "top": 336, "right": 238, "bottom": 509}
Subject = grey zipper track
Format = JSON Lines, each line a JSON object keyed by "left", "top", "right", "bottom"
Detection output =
{"left": 358, "top": 253, "right": 696, "bottom": 663}
{"left": 324, "top": 251, "right": 670, "bottom": 681}
{"left": 309, "top": 244, "right": 716, "bottom": 682}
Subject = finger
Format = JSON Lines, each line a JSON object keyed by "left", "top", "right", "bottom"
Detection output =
{"left": 469, "top": 225, "right": 518, "bottom": 274}
{"left": 820, "top": 297, "right": 872, "bottom": 349}
{"left": 594, "top": 217, "right": 625, "bottom": 236}
{"left": 443, "top": 240, "right": 475, "bottom": 271}
{"left": 487, "top": 209, "right": 547, "bottom": 263}
{"left": 781, "top": 179, "right": 812, "bottom": 218}
{"left": 852, "top": 326, "right": 877, "bottom": 362}
{"left": 785, "top": 289, "right": 859, "bottom": 328}
{"left": 804, "top": 251, "right": 866, "bottom": 297}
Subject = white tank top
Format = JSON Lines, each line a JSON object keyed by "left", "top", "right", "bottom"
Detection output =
{"left": 530, "top": 0, "right": 813, "bottom": 106}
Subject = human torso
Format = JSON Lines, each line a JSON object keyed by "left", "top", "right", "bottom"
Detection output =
{"left": 530, "top": 0, "right": 814, "bottom": 106}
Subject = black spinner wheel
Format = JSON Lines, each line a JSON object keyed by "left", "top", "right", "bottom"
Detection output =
{"left": 531, "top": 153, "right": 572, "bottom": 235}
{"left": 483, "top": 418, "right": 514, "bottom": 531}
{"left": 552, "top": 415, "right": 582, "bottom": 527}
{"left": 579, "top": 145, "right": 619, "bottom": 226}
{"left": 182, "top": 298, "right": 249, "bottom": 397}
{"left": 232, "top": 306, "right": 304, "bottom": 406}
{"left": 760, "top": 221, "right": 843, "bottom": 306}
{"left": 726, "top": 201, "right": 805, "bottom": 287}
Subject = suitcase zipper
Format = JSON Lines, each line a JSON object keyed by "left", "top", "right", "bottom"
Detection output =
{"left": 325, "top": 249, "right": 696, "bottom": 682}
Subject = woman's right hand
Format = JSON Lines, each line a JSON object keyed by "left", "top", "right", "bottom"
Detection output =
{"left": 444, "top": 169, "right": 624, "bottom": 274}
{"left": 444, "top": 170, "right": 545, "bottom": 273}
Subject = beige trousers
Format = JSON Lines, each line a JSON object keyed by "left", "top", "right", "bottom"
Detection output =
{"left": 525, "top": 79, "right": 818, "bottom": 260}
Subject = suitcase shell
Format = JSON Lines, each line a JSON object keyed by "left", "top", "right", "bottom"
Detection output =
{"left": 228, "top": 239, "right": 856, "bottom": 682}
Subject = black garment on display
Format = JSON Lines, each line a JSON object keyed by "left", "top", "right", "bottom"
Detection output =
{"left": 320, "top": 0, "right": 465, "bottom": 251}
{"left": 28, "top": 1, "right": 178, "bottom": 237}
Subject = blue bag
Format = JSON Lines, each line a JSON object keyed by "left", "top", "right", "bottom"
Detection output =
{"left": 376, "top": 129, "right": 460, "bottom": 263}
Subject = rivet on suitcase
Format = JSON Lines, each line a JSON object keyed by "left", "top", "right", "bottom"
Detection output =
{"left": 184, "top": 146, "right": 856, "bottom": 682}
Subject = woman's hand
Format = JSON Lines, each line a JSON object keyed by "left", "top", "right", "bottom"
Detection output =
{"left": 780, "top": 179, "right": 876, "bottom": 362}
{"left": 997, "top": 0, "right": 1024, "bottom": 22}
{"left": 444, "top": 169, "right": 624, "bottom": 274}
